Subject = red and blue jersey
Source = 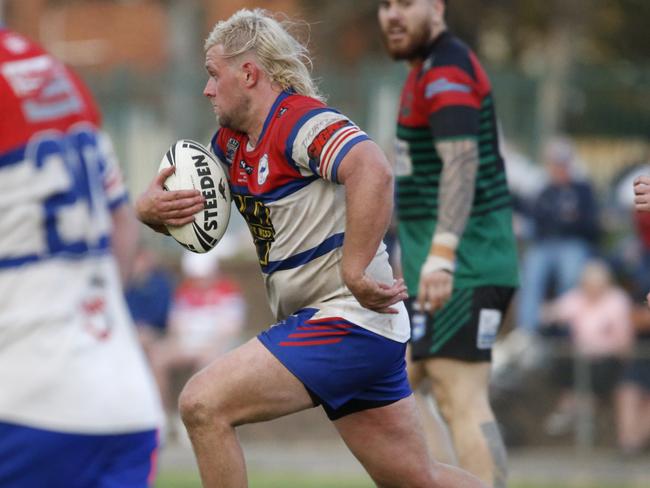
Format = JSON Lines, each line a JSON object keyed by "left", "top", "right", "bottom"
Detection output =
{"left": 212, "top": 91, "right": 410, "bottom": 343}
{"left": 0, "top": 28, "right": 161, "bottom": 434}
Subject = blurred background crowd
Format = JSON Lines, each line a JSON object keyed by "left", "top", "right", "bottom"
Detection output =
{"left": 3, "top": 0, "right": 649, "bottom": 481}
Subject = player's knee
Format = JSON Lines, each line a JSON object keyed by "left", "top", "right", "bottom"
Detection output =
{"left": 178, "top": 373, "right": 227, "bottom": 430}
{"left": 429, "top": 381, "right": 454, "bottom": 421}
{"left": 178, "top": 377, "right": 210, "bottom": 429}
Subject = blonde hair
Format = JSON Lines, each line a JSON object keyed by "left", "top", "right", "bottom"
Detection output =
{"left": 205, "top": 9, "right": 323, "bottom": 101}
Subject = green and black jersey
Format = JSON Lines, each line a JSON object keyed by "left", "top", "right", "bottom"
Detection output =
{"left": 395, "top": 31, "right": 519, "bottom": 295}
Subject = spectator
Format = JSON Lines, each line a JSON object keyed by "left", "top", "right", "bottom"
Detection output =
{"left": 124, "top": 246, "right": 175, "bottom": 359}
{"left": 516, "top": 138, "right": 600, "bottom": 337}
{"left": 542, "top": 260, "right": 634, "bottom": 436}
{"left": 150, "top": 250, "right": 246, "bottom": 439}
{"left": 616, "top": 288, "right": 650, "bottom": 456}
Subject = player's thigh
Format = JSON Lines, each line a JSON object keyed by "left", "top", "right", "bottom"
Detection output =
{"left": 406, "top": 343, "right": 426, "bottom": 388}
{"left": 333, "top": 395, "right": 435, "bottom": 487}
{"left": 424, "top": 358, "right": 492, "bottom": 411}
{"left": 179, "top": 337, "right": 314, "bottom": 426}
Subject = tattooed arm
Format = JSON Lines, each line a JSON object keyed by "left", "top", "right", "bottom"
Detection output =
{"left": 416, "top": 137, "right": 479, "bottom": 312}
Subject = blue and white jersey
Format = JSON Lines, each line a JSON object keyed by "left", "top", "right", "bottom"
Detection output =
{"left": 0, "top": 28, "right": 161, "bottom": 433}
{"left": 213, "top": 91, "right": 410, "bottom": 343}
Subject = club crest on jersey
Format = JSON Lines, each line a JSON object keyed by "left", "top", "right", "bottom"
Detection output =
{"left": 226, "top": 138, "right": 239, "bottom": 164}
{"left": 258, "top": 154, "right": 270, "bottom": 185}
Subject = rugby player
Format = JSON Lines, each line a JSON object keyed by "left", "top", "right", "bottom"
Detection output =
{"left": 137, "top": 8, "right": 487, "bottom": 488}
{"left": 0, "top": 27, "right": 162, "bottom": 487}
{"left": 378, "top": 1, "right": 519, "bottom": 487}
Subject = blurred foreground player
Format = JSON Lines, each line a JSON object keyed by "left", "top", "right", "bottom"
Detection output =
{"left": 378, "top": 1, "right": 519, "bottom": 486}
{"left": 0, "top": 27, "right": 162, "bottom": 487}
{"left": 137, "top": 8, "right": 487, "bottom": 488}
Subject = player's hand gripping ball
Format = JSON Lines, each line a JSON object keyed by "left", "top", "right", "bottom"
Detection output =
{"left": 158, "top": 139, "right": 231, "bottom": 253}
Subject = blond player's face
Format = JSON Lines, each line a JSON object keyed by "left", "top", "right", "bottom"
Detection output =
{"left": 378, "top": 0, "right": 439, "bottom": 60}
{"left": 203, "top": 44, "right": 250, "bottom": 131}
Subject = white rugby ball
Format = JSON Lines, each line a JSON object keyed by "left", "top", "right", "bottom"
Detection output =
{"left": 158, "top": 139, "right": 231, "bottom": 253}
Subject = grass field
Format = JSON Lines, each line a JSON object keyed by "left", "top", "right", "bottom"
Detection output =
{"left": 156, "top": 471, "right": 643, "bottom": 488}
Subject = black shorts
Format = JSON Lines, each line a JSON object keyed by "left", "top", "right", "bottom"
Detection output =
{"left": 553, "top": 356, "right": 625, "bottom": 397}
{"left": 406, "top": 286, "right": 515, "bottom": 363}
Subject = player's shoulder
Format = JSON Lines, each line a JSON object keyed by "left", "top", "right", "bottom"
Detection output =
{"left": 0, "top": 28, "right": 102, "bottom": 142}
{"left": 271, "top": 92, "right": 332, "bottom": 133}
{"left": 265, "top": 92, "right": 347, "bottom": 158}
{"left": 425, "top": 31, "right": 478, "bottom": 79}
{"left": 0, "top": 28, "right": 43, "bottom": 61}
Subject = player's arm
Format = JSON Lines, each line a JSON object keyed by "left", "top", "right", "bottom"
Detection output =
{"left": 417, "top": 136, "right": 479, "bottom": 312}
{"left": 416, "top": 56, "right": 484, "bottom": 312}
{"left": 135, "top": 165, "right": 205, "bottom": 234}
{"left": 111, "top": 203, "right": 140, "bottom": 284}
{"left": 634, "top": 175, "right": 650, "bottom": 212}
{"left": 337, "top": 140, "right": 408, "bottom": 313}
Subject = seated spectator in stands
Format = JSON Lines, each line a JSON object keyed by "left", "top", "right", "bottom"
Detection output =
{"left": 541, "top": 260, "right": 634, "bottom": 436}
{"left": 150, "top": 250, "right": 246, "bottom": 439}
{"left": 617, "top": 303, "right": 650, "bottom": 456}
{"left": 516, "top": 138, "right": 600, "bottom": 337}
{"left": 125, "top": 246, "right": 175, "bottom": 359}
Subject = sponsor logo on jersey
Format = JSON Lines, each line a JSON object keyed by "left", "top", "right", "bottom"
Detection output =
{"left": 258, "top": 154, "right": 270, "bottom": 185}
{"left": 477, "top": 309, "right": 501, "bottom": 350}
{"left": 82, "top": 275, "right": 112, "bottom": 341}
{"left": 301, "top": 115, "right": 344, "bottom": 152}
{"left": 239, "top": 160, "right": 254, "bottom": 175}
{"left": 307, "top": 119, "right": 349, "bottom": 165}
{"left": 234, "top": 195, "right": 275, "bottom": 266}
{"left": 277, "top": 106, "right": 288, "bottom": 117}
{"left": 411, "top": 312, "right": 426, "bottom": 341}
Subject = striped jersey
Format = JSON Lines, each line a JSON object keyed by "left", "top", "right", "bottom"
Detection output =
{"left": 395, "top": 31, "right": 519, "bottom": 295}
{"left": 212, "top": 91, "right": 410, "bottom": 343}
{"left": 0, "top": 28, "right": 162, "bottom": 433}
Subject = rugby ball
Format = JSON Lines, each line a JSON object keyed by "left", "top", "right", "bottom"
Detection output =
{"left": 158, "top": 139, "right": 231, "bottom": 253}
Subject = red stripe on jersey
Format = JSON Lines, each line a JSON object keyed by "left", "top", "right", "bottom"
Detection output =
{"left": 429, "top": 91, "right": 481, "bottom": 113}
{"left": 296, "top": 325, "right": 353, "bottom": 331}
{"left": 305, "top": 316, "right": 350, "bottom": 324}
{"left": 321, "top": 126, "right": 357, "bottom": 178}
{"left": 147, "top": 437, "right": 159, "bottom": 486}
{"left": 279, "top": 338, "right": 343, "bottom": 346}
{"left": 288, "top": 331, "right": 351, "bottom": 338}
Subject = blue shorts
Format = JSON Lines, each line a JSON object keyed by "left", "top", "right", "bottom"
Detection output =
{"left": 0, "top": 422, "right": 158, "bottom": 488}
{"left": 258, "top": 308, "right": 412, "bottom": 420}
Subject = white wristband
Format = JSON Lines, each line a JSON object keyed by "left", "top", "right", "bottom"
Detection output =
{"left": 421, "top": 254, "right": 454, "bottom": 275}
{"left": 432, "top": 232, "right": 459, "bottom": 250}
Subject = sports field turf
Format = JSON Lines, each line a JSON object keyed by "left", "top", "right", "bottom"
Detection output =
{"left": 156, "top": 471, "right": 642, "bottom": 488}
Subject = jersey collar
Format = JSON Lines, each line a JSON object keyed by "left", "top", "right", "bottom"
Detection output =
{"left": 256, "top": 89, "right": 293, "bottom": 145}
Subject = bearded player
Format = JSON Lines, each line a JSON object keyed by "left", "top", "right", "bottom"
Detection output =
{"left": 378, "top": 1, "right": 519, "bottom": 487}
